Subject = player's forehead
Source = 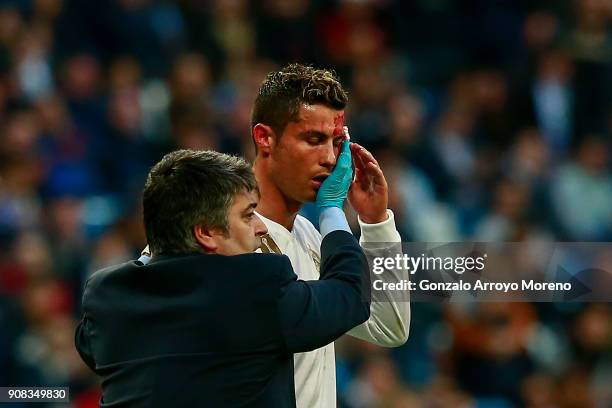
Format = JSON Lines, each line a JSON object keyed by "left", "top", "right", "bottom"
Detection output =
{"left": 293, "top": 103, "right": 344, "bottom": 133}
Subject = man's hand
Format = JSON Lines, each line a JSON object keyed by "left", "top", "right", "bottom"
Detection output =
{"left": 316, "top": 140, "right": 353, "bottom": 210}
{"left": 348, "top": 143, "right": 389, "bottom": 224}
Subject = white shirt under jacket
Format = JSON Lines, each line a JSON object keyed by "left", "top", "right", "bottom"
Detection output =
{"left": 256, "top": 209, "right": 410, "bottom": 408}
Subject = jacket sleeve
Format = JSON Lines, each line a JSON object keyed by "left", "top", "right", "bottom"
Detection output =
{"left": 346, "top": 209, "right": 411, "bottom": 347}
{"left": 277, "top": 230, "right": 370, "bottom": 353}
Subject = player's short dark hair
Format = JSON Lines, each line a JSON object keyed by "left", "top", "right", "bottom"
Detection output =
{"left": 251, "top": 63, "right": 348, "bottom": 137}
{"left": 143, "top": 149, "right": 257, "bottom": 255}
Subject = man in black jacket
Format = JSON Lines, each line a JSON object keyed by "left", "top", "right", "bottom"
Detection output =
{"left": 75, "top": 145, "right": 370, "bottom": 407}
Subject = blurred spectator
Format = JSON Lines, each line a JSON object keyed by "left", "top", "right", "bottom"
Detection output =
{"left": 520, "top": 373, "right": 557, "bottom": 408}
{"left": 447, "top": 302, "right": 537, "bottom": 404}
{"left": 255, "top": 0, "right": 315, "bottom": 63}
{"left": 550, "top": 135, "right": 612, "bottom": 240}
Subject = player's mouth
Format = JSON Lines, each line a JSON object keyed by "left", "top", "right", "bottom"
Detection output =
{"left": 311, "top": 174, "right": 329, "bottom": 188}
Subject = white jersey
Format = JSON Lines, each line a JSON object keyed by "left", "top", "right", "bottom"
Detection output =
{"left": 256, "top": 210, "right": 410, "bottom": 408}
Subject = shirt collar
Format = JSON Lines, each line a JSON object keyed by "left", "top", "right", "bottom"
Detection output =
{"left": 255, "top": 211, "right": 295, "bottom": 252}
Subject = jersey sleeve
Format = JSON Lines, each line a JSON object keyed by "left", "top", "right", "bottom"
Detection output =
{"left": 347, "top": 209, "right": 410, "bottom": 347}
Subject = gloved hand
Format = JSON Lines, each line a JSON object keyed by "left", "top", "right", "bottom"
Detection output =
{"left": 316, "top": 139, "right": 353, "bottom": 210}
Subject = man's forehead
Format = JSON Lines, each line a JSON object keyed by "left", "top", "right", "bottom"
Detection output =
{"left": 295, "top": 103, "right": 344, "bottom": 130}
{"left": 233, "top": 189, "right": 259, "bottom": 208}
{"left": 298, "top": 103, "right": 343, "bottom": 117}
{"left": 244, "top": 189, "right": 259, "bottom": 202}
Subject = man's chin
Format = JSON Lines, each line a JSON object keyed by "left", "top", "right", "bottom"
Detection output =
{"left": 303, "top": 191, "right": 317, "bottom": 203}
{"left": 285, "top": 187, "right": 317, "bottom": 205}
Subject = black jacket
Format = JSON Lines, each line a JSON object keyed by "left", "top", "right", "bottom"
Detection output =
{"left": 75, "top": 230, "right": 370, "bottom": 407}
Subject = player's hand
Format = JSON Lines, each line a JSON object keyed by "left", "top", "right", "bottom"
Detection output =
{"left": 316, "top": 139, "right": 353, "bottom": 210}
{"left": 348, "top": 143, "right": 389, "bottom": 223}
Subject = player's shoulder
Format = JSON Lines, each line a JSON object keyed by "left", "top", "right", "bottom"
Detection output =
{"left": 294, "top": 214, "right": 322, "bottom": 244}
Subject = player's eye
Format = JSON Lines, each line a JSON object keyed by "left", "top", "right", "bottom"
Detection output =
{"left": 307, "top": 137, "right": 322, "bottom": 145}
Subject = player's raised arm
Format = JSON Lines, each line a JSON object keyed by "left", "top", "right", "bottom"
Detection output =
{"left": 347, "top": 142, "right": 410, "bottom": 347}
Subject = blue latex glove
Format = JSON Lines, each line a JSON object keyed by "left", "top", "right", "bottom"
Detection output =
{"left": 316, "top": 139, "right": 353, "bottom": 210}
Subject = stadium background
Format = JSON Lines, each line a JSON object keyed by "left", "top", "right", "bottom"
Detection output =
{"left": 0, "top": 0, "right": 611, "bottom": 406}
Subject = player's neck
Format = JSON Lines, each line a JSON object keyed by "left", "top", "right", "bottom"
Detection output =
{"left": 253, "top": 160, "right": 301, "bottom": 231}
{"left": 256, "top": 197, "right": 300, "bottom": 231}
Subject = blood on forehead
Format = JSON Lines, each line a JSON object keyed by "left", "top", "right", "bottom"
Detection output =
{"left": 333, "top": 113, "right": 345, "bottom": 138}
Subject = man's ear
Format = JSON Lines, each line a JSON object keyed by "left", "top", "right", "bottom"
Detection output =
{"left": 252, "top": 124, "right": 275, "bottom": 156}
{"left": 193, "top": 224, "right": 219, "bottom": 253}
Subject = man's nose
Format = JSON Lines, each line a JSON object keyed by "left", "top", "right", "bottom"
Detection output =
{"left": 254, "top": 216, "right": 268, "bottom": 236}
{"left": 320, "top": 141, "right": 337, "bottom": 169}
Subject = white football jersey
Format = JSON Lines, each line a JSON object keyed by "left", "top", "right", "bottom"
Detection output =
{"left": 256, "top": 210, "right": 409, "bottom": 408}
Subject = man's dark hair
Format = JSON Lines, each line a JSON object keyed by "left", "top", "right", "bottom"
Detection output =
{"left": 251, "top": 63, "right": 349, "bottom": 137}
{"left": 143, "top": 149, "right": 257, "bottom": 255}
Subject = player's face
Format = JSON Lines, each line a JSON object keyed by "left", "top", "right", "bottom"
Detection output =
{"left": 213, "top": 189, "right": 268, "bottom": 255}
{"left": 269, "top": 104, "right": 346, "bottom": 203}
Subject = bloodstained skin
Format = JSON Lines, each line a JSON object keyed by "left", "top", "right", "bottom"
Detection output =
{"left": 333, "top": 112, "right": 345, "bottom": 137}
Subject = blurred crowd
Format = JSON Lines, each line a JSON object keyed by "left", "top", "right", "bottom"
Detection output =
{"left": 0, "top": 0, "right": 611, "bottom": 407}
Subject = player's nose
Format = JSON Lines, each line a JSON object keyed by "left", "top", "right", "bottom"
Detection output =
{"left": 319, "top": 141, "right": 337, "bottom": 169}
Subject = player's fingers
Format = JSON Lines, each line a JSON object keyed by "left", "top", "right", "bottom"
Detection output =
{"left": 354, "top": 144, "right": 380, "bottom": 167}
{"left": 366, "top": 161, "right": 387, "bottom": 187}
{"left": 353, "top": 166, "right": 369, "bottom": 190}
{"left": 350, "top": 143, "right": 367, "bottom": 171}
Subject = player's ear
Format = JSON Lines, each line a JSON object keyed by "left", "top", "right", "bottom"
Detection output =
{"left": 252, "top": 124, "right": 275, "bottom": 156}
{"left": 193, "top": 224, "right": 219, "bottom": 253}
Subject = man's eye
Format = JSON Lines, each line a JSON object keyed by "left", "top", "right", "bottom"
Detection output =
{"left": 307, "top": 138, "right": 321, "bottom": 145}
